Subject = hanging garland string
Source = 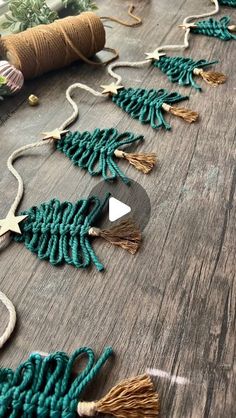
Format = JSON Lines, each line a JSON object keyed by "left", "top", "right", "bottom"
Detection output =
{"left": 0, "top": 137, "right": 142, "bottom": 270}
{"left": 0, "top": 291, "right": 16, "bottom": 349}
{"left": 106, "top": 0, "right": 230, "bottom": 92}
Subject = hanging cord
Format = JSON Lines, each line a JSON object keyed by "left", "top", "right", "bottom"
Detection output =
{"left": 0, "top": 139, "right": 52, "bottom": 249}
{"left": 0, "top": 82, "right": 104, "bottom": 250}
{"left": 101, "top": 4, "right": 142, "bottom": 27}
{"left": 107, "top": 0, "right": 220, "bottom": 84}
{"left": 0, "top": 291, "right": 16, "bottom": 349}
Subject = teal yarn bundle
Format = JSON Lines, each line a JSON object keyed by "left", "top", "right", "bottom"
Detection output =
{"left": 153, "top": 55, "right": 226, "bottom": 90}
{"left": 191, "top": 16, "right": 236, "bottom": 40}
{"left": 111, "top": 87, "right": 199, "bottom": 130}
{"left": 0, "top": 347, "right": 160, "bottom": 417}
{"left": 219, "top": 0, "right": 236, "bottom": 6}
{"left": 13, "top": 195, "right": 141, "bottom": 271}
{"left": 56, "top": 128, "right": 157, "bottom": 184}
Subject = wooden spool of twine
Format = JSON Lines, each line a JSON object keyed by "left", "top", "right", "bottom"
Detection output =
{"left": 0, "top": 12, "right": 108, "bottom": 80}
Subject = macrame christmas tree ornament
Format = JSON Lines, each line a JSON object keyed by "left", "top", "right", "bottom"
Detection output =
{"left": 180, "top": 16, "right": 236, "bottom": 40}
{"left": 56, "top": 128, "right": 157, "bottom": 184}
{"left": 105, "top": 85, "right": 199, "bottom": 130}
{"left": 0, "top": 347, "right": 160, "bottom": 417}
{"left": 153, "top": 55, "right": 226, "bottom": 90}
{"left": 7, "top": 195, "right": 141, "bottom": 271}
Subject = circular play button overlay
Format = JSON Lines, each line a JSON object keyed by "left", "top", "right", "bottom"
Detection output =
{"left": 89, "top": 179, "right": 151, "bottom": 231}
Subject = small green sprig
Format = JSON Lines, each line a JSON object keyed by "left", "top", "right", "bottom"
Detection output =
{"left": 61, "top": 0, "right": 97, "bottom": 14}
{"left": 0, "top": 0, "right": 97, "bottom": 33}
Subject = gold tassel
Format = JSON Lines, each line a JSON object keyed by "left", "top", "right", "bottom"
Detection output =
{"left": 114, "top": 149, "right": 157, "bottom": 174}
{"left": 77, "top": 374, "right": 160, "bottom": 417}
{"left": 193, "top": 68, "right": 227, "bottom": 87}
{"left": 88, "top": 219, "right": 141, "bottom": 254}
{"left": 162, "top": 103, "right": 199, "bottom": 124}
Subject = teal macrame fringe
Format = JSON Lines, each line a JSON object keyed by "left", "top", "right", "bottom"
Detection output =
{"left": 192, "top": 16, "right": 236, "bottom": 40}
{"left": 13, "top": 195, "right": 109, "bottom": 271}
{"left": 112, "top": 87, "right": 188, "bottom": 130}
{"left": 219, "top": 0, "right": 236, "bottom": 6}
{"left": 56, "top": 128, "right": 143, "bottom": 184}
{"left": 0, "top": 347, "right": 113, "bottom": 417}
{"left": 153, "top": 55, "right": 218, "bottom": 90}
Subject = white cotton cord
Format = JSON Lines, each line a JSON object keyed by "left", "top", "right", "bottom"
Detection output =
{"left": 59, "top": 83, "right": 104, "bottom": 131}
{"left": 183, "top": 0, "right": 219, "bottom": 24}
{"left": 107, "top": 60, "right": 149, "bottom": 85}
{"left": 0, "top": 139, "right": 52, "bottom": 249}
{"left": 7, "top": 139, "right": 52, "bottom": 215}
{"left": 0, "top": 291, "right": 16, "bottom": 349}
{"left": 107, "top": 0, "right": 220, "bottom": 83}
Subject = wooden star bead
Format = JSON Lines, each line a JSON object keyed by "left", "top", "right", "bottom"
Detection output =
{"left": 145, "top": 51, "right": 166, "bottom": 61}
{"left": 0, "top": 211, "right": 28, "bottom": 237}
{"left": 101, "top": 83, "right": 124, "bottom": 96}
{"left": 42, "top": 128, "right": 69, "bottom": 141}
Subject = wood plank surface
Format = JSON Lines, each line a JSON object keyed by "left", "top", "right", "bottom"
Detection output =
{"left": 0, "top": 1, "right": 235, "bottom": 417}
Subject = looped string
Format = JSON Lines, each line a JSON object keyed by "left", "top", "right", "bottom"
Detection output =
{"left": 106, "top": 0, "right": 220, "bottom": 84}
{"left": 101, "top": 4, "right": 142, "bottom": 27}
{"left": 0, "top": 291, "right": 16, "bottom": 349}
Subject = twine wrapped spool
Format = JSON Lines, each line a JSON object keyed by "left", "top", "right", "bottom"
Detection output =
{"left": 0, "top": 12, "right": 105, "bottom": 80}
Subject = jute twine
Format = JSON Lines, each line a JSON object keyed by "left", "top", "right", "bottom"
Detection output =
{"left": 0, "top": 12, "right": 109, "bottom": 79}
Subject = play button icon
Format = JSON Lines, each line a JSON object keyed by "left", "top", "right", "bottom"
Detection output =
{"left": 89, "top": 179, "right": 151, "bottom": 232}
{"left": 109, "top": 197, "right": 131, "bottom": 222}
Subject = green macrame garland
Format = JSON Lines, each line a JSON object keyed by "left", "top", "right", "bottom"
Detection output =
{"left": 153, "top": 55, "right": 226, "bottom": 90}
{"left": 13, "top": 195, "right": 141, "bottom": 271}
{"left": 111, "top": 87, "right": 198, "bottom": 130}
{"left": 219, "top": 0, "right": 236, "bottom": 6}
{"left": 56, "top": 128, "right": 156, "bottom": 184}
{"left": 0, "top": 346, "right": 159, "bottom": 417}
{"left": 192, "top": 16, "right": 236, "bottom": 40}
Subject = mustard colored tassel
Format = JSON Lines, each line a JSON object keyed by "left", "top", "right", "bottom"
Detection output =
{"left": 77, "top": 374, "right": 160, "bottom": 417}
{"left": 114, "top": 149, "right": 157, "bottom": 174}
{"left": 193, "top": 68, "right": 227, "bottom": 86}
{"left": 89, "top": 219, "right": 141, "bottom": 254}
{"left": 162, "top": 103, "right": 199, "bottom": 123}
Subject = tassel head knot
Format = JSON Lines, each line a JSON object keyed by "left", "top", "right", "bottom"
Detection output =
{"left": 77, "top": 401, "right": 96, "bottom": 416}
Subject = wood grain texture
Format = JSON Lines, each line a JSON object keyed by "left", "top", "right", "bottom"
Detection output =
{"left": 0, "top": 1, "right": 235, "bottom": 417}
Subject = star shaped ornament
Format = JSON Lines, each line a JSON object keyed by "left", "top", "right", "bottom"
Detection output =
{"left": 145, "top": 51, "right": 166, "bottom": 61}
{"left": 101, "top": 82, "right": 124, "bottom": 96}
{"left": 42, "top": 128, "right": 69, "bottom": 141}
{"left": 0, "top": 211, "right": 28, "bottom": 237}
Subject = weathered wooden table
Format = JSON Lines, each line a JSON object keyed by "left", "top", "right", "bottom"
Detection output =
{"left": 0, "top": 1, "right": 235, "bottom": 417}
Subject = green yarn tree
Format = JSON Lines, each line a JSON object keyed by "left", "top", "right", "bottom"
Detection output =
{"left": 13, "top": 195, "right": 141, "bottom": 271}
{"left": 153, "top": 55, "right": 226, "bottom": 90}
{"left": 111, "top": 87, "right": 198, "bottom": 130}
{"left": 0, "top": 347, "right": 159, "bottom": 418}
{"left": 219, "top": 0, "right": 236, "bottom": 6}
{"left": 56, "top": 128, "right": 156, "bottom": 184}
{"left": 0, "top": 347, "right": 112, "bottom": 418}
{"left": 192, "top": 16, "right": 236, "bottom": 40}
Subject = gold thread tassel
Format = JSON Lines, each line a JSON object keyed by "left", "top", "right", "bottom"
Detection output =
{"left": 77, "top": 374, "right": 160, "bottom": 417}
{"left": 88, "top": 219, "right": 141, "bottom": 254}
{"left": 114, "top": 149, "right": 157, "bottom": 174}
{"left": 162, "top": 103, "right": 199, "bottom": 124}
{"left": 193, "top": 68, "right": 227, "bottom": 87}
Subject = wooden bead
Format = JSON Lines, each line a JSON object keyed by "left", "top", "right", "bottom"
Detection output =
{"left": 28, "top": 94, "right": 39, "bottom": 106}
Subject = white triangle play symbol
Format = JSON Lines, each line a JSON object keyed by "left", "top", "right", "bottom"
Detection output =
{"left": 109, "top": 197, "right": 131, "bottom": 222}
